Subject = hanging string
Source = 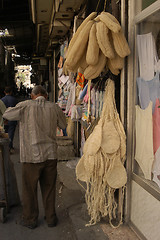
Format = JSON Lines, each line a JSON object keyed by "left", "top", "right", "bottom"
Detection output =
{"left": 95, "top": 0, "right": 101, "bottom": 12}
{"left": 103, "top": 0, "right": 107, "bottom": 11}
{"left": 87, "top": 79, "right": 91, "bottom": 123}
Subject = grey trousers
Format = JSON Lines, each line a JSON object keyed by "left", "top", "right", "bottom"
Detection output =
{"left": 22, "top": 160, "right": 57, "bottom": 224}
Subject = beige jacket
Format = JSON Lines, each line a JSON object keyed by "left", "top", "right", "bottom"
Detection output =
{"left": 3, "top": 96, "right": 67, "bottom": 163}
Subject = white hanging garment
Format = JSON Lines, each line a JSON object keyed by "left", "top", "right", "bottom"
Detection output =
{"left": 137, "top": 33, "right": 157, "bottom": 81}
{"left": 65, "top": 82, "right": 76, "bottom": 114}
{"left": 135, "top": 102, "right": 154, "bottom": 180}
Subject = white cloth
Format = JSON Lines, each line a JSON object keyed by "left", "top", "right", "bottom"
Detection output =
{"left": 91, "top": 88, "right": 96, "bottom": 117}
{"left": 71, "top": 105, "right": 82, "bottom": 121}
{"left": 137, "top": 33, "right": 157, "bottom": 81}
{"left": 65, "top": 82, "right": 76, "bottom": 114}
{"left": 58, "top": 68, "right": 63, "bottom": 77}
{"left": 135, "top": 102, "right": 154, "bottom": 180}
{"left": 58, "top": 75, "right": 69, "bottom": 85}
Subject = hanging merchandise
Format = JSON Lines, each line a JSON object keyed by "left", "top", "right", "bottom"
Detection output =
{"left": 65, "top": 11, "right": 130, "bottom": 78}
{"left": 58, "top": 40, "right": 69, "bottom": 69}
{"left": 57, "top": 67, "right": 74, "bottom": 112}
{"left": 137, "top": 33, "right": 157, "bottom": 81}
{"left": 80, "top": 74, "right": 112, "bottom": 140}
{"left": 136, "top": 32, "right": 160, "bottom": 114}
{"left": 58, "top": 75, "right": 69, "bottom": 89}
{"left": 63, "top": 40, "right": 68, "bottom": 59}
{"left": 135, "top": 31, "right": 160, "bottom": 185}
{"left": 136, "top": 71, "right": 160, "bottom": 113}
{"left": 65, "top": 12, "right": 97, "bottom": 69}
{"left": 76, "top": 72, "right": 87, "bottom": 89}
{"left": 58, "top": 68, "right": 63, "bottom": 77}
{"left": 76, "top": 79, "right": 127, "bottom": 227}
{"left": 86, "top": 22, "right": 99, "bottom": 65}
{"left": 87, "top": 79, "right": 92, "bottom": 122}
{"left": 152, "top": 98, "right": 160, "bottom": 188}
{"left": 135, "top": 102, "right": 154, "bottom": 180}
{"left": 58, "top": 56, "right": 64, "bottom": 69}
{"left": 66, "top": 117, "right": 75, "bottom": 140}
{"left": 71, "top": 84, "right": 83, "bottom": 121}
{"left": 91, "top": 87, "right": 96, "bottom": 117}
{"left": 65, "top": 82, "right": 76, "bottom": 115}
{"left": 65, "top": 81, "right": 83, "bottom": 121}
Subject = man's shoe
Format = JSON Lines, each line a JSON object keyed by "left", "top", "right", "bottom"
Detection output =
{"left": 19, "top": 219, "right": 37, "bottom": 229}
{"left": 47, "top": 217, "right": 58, "bottom": 227}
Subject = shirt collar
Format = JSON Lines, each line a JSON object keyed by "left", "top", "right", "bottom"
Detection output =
{"left": 35, "top": 96, "right": 46, "bottom": 100}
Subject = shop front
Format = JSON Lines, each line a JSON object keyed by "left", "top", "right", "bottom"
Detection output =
{"left": 127, "top": 1, "right": 160, "bottom": 239}
{"left": 47, "top": 0, "right": 160, "bottom": 238}
{"left": 53, "top": 0, "right": 132, "bottom": 229}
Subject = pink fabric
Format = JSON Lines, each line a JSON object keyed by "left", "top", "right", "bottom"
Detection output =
{"left": 83, "top": 91, "right": 89, "bottom": 103}
{"left": 153, "top": 98, "right": 160, "bottom": 154}
{"left": 83, "top": 85, "right": 93, "bottom": 103}
{"left": 68, "top": 104, "right": 74, "bottom": 117}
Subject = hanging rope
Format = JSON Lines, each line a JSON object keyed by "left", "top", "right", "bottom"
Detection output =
{"left": 103, "top": 0, "right": 107, "bottom": 11}
{"left": 95, "top": 0, "right": 101, "bottom": 12}
{"left": 87, "top": 79, "right": 91, "bottom": 123}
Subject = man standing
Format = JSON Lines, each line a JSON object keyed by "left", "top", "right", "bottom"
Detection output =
{"left": 3, "top": 85, "right": 67, "bottom": 229}
{"left": 1, "top": 86, "right": 17, "bottom": 153}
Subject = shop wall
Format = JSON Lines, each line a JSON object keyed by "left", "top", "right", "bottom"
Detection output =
{"left": 127, "top": 1, "right": 160, "bottom": 239}
{"left": 131, "top": 181, "right": 160, "bottom": 240}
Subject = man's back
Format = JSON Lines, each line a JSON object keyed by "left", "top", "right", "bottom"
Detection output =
{"left": 20, "top": 97, "right": 58, "bottom": 142}
{"left": 1, "top": 94, "right": 17, "bottom": 108}
{"left": 3, "top": 96, "right": 67, "bottom": 163}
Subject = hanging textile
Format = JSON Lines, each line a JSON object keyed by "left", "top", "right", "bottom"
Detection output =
{"left": 76, "top": 72, "right": 86, "bottom": 89}
{"left": 153, "top": 98, "right": 160, "bottom": 155}
{"left": 137, "top": 33, "right": 157, "bottom": 81}
{"left": 65, "top": 83, "right": 76, "bottom": 115}
{"left": 152, "top": 98, "right": 160, "bottom": 187}
{"left": 135, "top": 102, "right": 154, "bottom": 180}
{"left": 136, "top": 71, "right": 160, "bottom": 112}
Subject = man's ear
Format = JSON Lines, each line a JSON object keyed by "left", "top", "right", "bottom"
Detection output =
{"left": 31, "top": 93, "right": 34, "bottom": 99}
{"left": 45, "top": 94, "right": 48, "bottom": 99}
